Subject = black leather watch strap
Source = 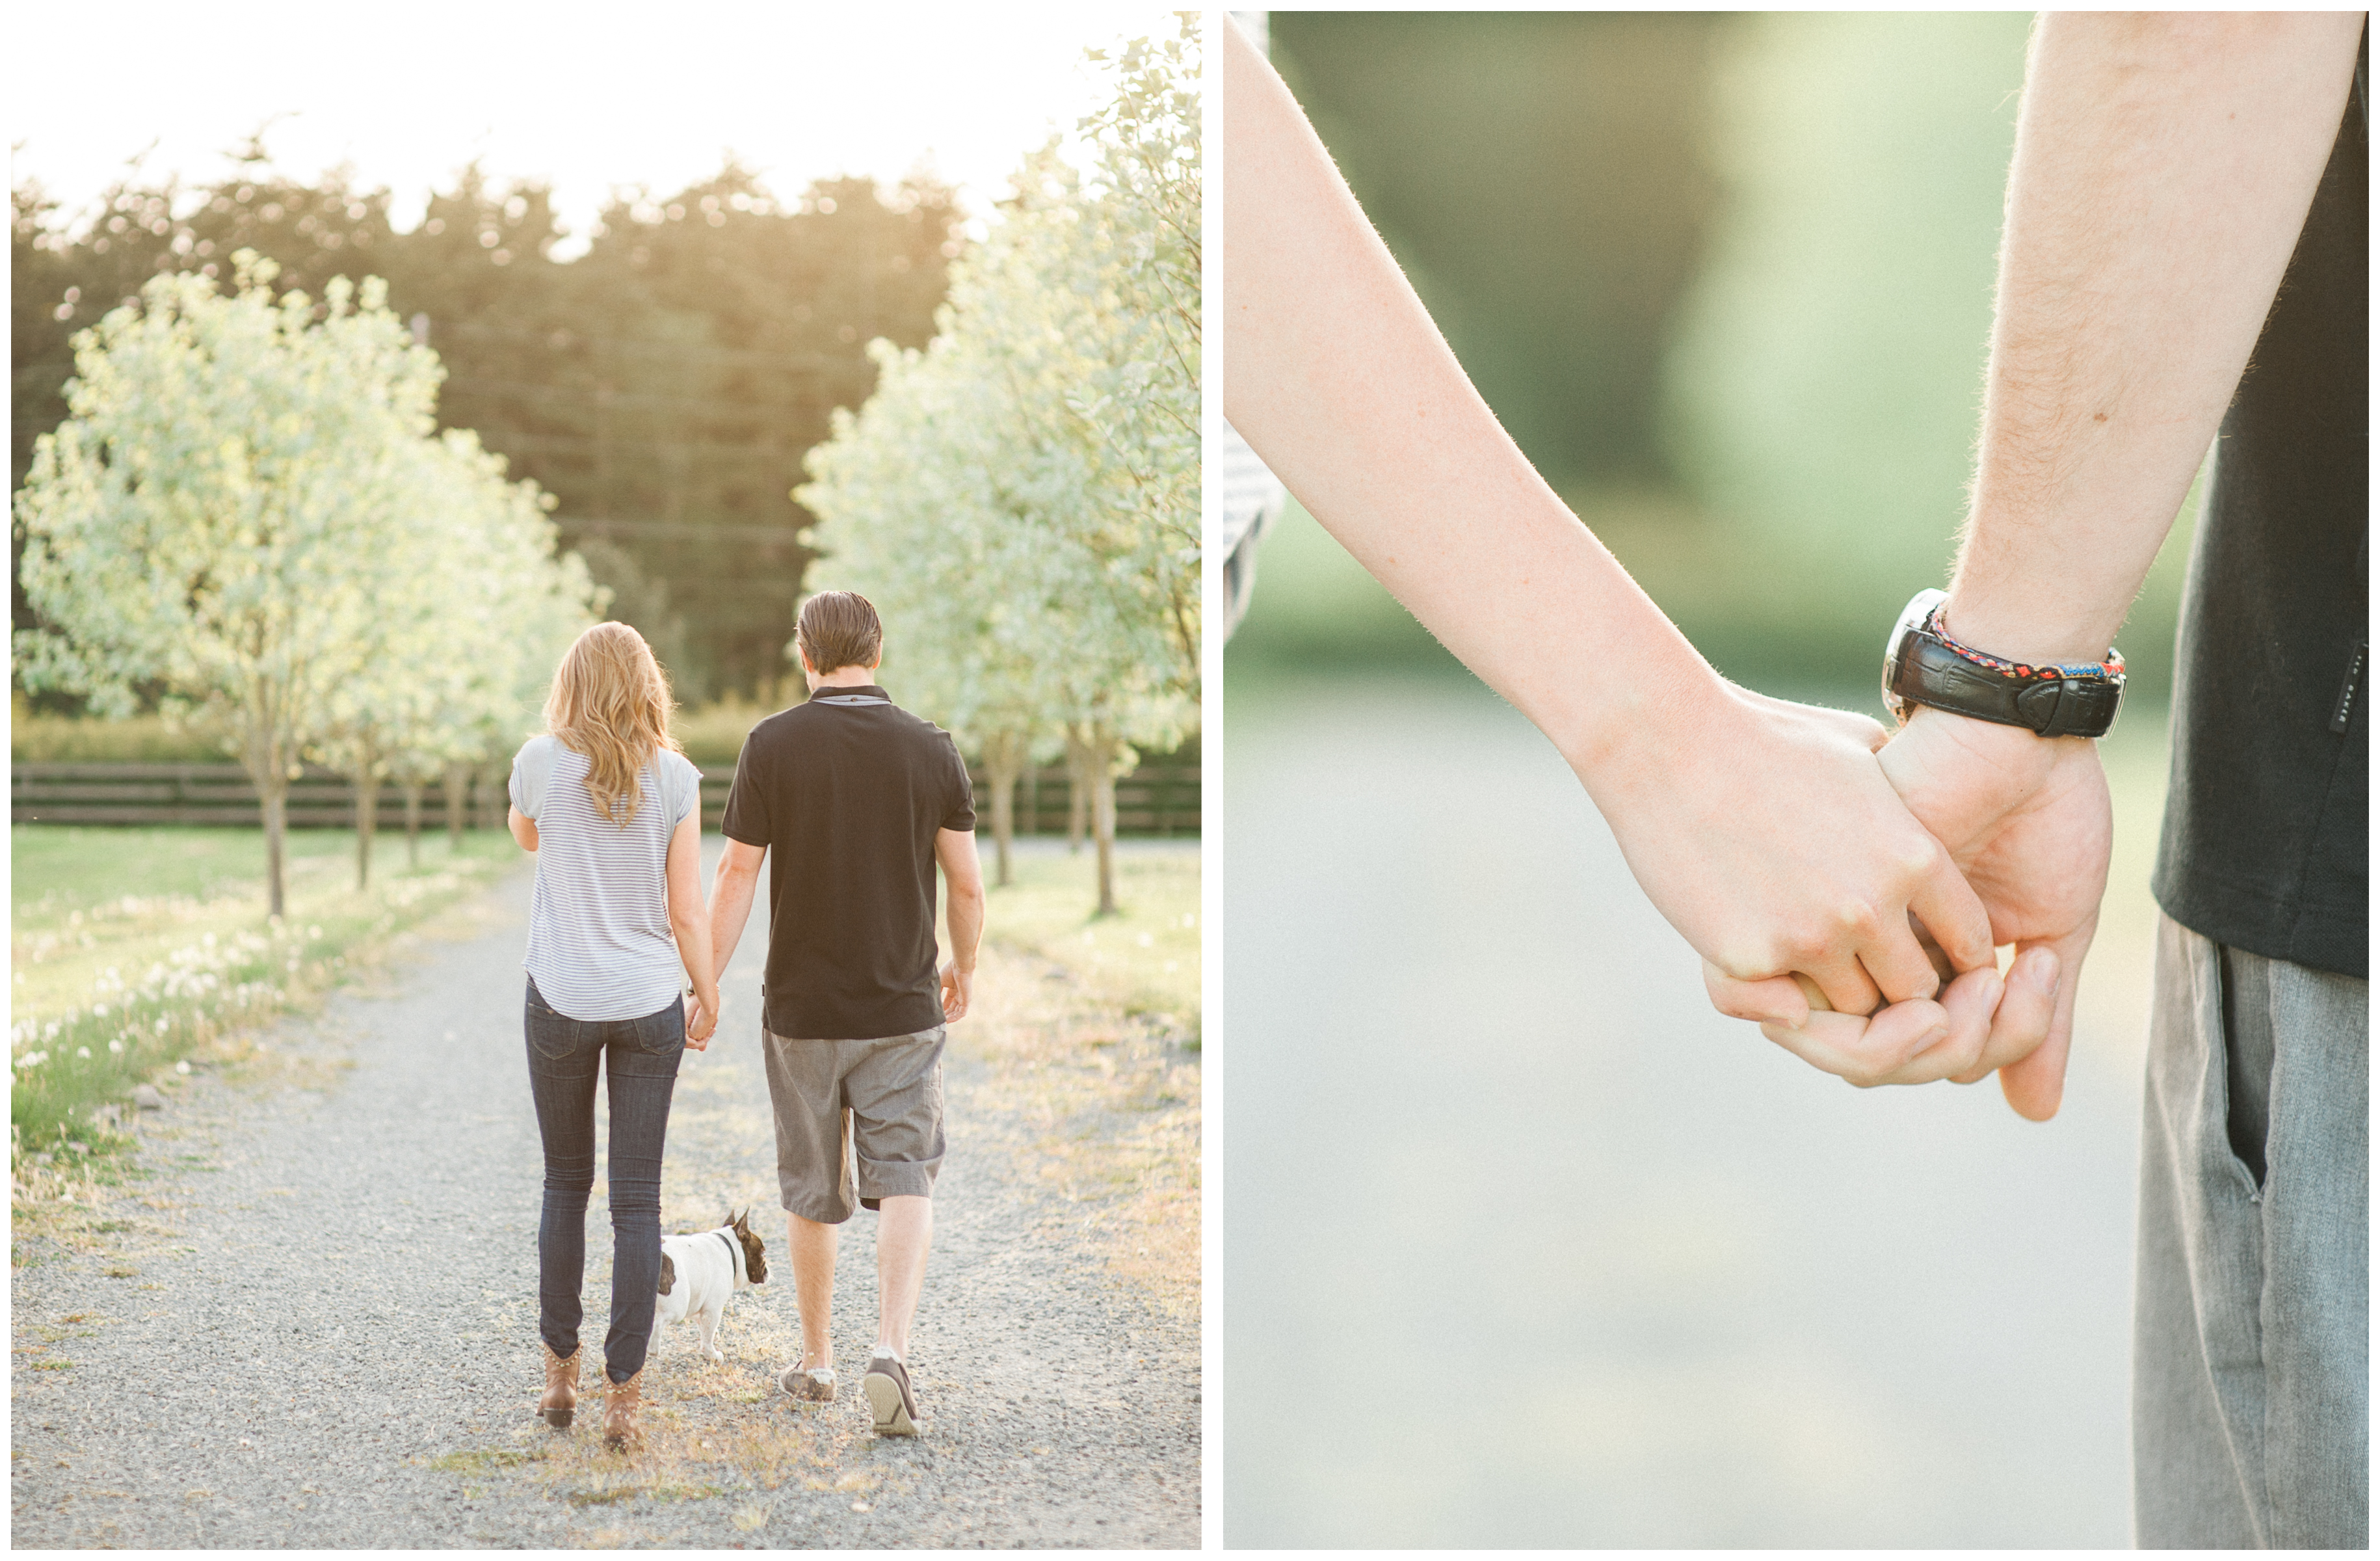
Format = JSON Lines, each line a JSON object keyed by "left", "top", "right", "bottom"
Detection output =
{"left": 1888, "top": 632, "right": 2123, "bottom": 738}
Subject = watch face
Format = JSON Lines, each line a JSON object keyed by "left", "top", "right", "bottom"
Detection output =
{"left": 1883, "top": 589, "right": 1946, "bottom": 723}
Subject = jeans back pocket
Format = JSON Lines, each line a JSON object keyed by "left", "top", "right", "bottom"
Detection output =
{"left": 525, "top": 980, "right": 580, "bottom": 1062}
{"left": 634, "top": 997, "right": 687, "bottom": 1058}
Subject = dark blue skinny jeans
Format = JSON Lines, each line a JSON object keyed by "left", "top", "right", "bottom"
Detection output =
{"left": 524, "top": 976, "right": 683, "bottom": 1384}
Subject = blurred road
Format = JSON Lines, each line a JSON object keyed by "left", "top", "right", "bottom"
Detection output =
{"left": 1223, "top": 677, "right": 2152, "bottom": 1549}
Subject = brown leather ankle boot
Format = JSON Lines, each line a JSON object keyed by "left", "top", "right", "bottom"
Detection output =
{"left": 539, "top": 1342, "right": 580, "bottom": 1429}
{"left": 602, "top": 1368, "right": 643, "bottom": 1450}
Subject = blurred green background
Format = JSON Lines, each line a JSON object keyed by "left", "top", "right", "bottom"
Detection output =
{"left": 1223, "top": 13, "right": 2189, "bottom": 1548}
{"left": 1232, "top": 10, "right": 2199, "bottom": 697}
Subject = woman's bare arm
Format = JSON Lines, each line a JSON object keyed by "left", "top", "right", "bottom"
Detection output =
{"left": 663, "top": 808, "right": 719, "bottom": 1048}
{"left": 1222, "top": 16, "right": 2005, "bottom": 1078}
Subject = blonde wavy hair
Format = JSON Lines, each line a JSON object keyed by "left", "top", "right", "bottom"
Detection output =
{"left": 543, "top": 622, "right": 681, "bottom": 827}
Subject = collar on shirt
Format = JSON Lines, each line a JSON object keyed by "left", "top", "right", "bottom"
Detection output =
{"left": 808, "top": 684, "right": 891, "bottom": 707}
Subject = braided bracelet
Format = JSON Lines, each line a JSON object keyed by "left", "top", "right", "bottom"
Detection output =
{"left": 1928, "top": 606, "right": 2124, "bottom": 684}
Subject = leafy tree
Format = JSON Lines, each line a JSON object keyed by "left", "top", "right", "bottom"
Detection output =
{"left": 17, "top": 260, "right": 425, "bottom": 912}
{"left": 14, "top": 258, "right": 593, "bottom": 911}
{"left": 803, "top": 18, "right": 1201, "bottom": 915}
{"left": 522, "top": 168, "right": 960, "bottom": 697}
{"left": 308, "top": 427, "right": 596, "bottom": 886}
{"left": 804, "top": 333, "right": 1066, "bottom": 886}
{"left": 14, "top": 142, "right": 963, "bottom": 703}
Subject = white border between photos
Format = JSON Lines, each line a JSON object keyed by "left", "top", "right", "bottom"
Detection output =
{"left": 1197, "top": 8, "right": 1226, "bottom": 1550}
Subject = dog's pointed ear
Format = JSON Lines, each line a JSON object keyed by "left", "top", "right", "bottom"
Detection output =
{"left": 657, "top": 1251, "right": 676, "bottom": 1297}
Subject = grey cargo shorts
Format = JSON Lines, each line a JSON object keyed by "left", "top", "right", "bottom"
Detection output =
{"left": 761, "top": 1025, "right": 947, "bottom": 1225}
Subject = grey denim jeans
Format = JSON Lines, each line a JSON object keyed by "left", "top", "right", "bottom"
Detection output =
{"left": 2134, "top": 914, "right": 2368, "bottom": 1548}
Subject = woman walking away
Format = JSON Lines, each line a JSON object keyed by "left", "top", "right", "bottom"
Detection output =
{"left": 508, "top": 622, "right": 719, "bottom": 1450}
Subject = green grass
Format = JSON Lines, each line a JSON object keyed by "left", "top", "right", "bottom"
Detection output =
{"left": 10, "top": 825, "right": 520, "bottom": 1164}
{"left": 14, "top": 824, "right": 409, "bottom": 913}
{"left": 982, "top": 844, "right": 1201, "bottom": 1038}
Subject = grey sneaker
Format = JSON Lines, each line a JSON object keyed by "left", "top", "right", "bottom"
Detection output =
{"left": 778, "top": 1363, "right": 836, "bottom": 1402}
{"left": 863, "top": 1352, "right": 919, "bottom": 1436}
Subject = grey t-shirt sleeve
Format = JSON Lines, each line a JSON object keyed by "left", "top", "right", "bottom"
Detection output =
{"left": 509, "top": 736, "right": 557, "bottom": 820}
{"left": 660, "top": 751, "right": 702, "bottom": 829}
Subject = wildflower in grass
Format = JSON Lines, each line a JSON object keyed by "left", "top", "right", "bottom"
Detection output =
{"left": 175, "top": 1060, "right": 191, "bottom": 1075}
{"left": 76, "top": 1047, "right": 91, "bottom": 1059}
{"left": 107, "top": 1039, "right": 123, "bottom": 1054}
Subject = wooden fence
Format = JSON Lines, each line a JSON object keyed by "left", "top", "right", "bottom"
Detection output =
{"left": 10, "top": 759, "right": 1200, "bottom": 837}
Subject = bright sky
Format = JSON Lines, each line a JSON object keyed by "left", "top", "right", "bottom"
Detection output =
{"left": 10, "top": 3, "right": 1187, "bottom": 252}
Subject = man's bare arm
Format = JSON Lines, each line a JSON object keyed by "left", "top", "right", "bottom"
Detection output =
{"left": 708, "top": 839, "right": 765, "bottom": 981}
{"left": 934, "top": 828, "right": 985, "bottom": 1022}
{"left": 1869, "top": 11, "right": 2363, "bottom": 1119}
{"left": 1947, "top": 10, "right": 2362, "bottom": 661}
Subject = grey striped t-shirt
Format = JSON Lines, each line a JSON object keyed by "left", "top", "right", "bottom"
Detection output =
{"left": 509, "top": 736, "right": 703, "bottom": 1022}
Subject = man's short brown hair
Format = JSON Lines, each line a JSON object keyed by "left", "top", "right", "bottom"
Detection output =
{"left": 795, "top": 591, "right": 883, "bottom": 674}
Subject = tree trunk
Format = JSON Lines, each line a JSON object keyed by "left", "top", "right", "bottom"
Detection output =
{"left": 443, "top": 762, "right": 469, "bottom": 845}
{"left": 402, "top": 780, "right": 425, "bottom": 870}
{"left": 1065, "top": 730, "right": 1091, "bottom": 856}
{"left": 1091, "top": 739, "right": 1120, "bottom": 918}
{"left": 983, "top": 732, "right": 1025, "bottom": 888}
{"left": 245, "top": 725, "right": 292, "bottom": 920}
{"left": 260, "top": 782, "right": 289, "bottom": 922}
{"left": 350, "top": 746, "right": 379, "bottom": 890}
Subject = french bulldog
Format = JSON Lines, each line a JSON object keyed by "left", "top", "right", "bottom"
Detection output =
{"left": 655, "top": 1207, "right": 768, "bottom": 1363}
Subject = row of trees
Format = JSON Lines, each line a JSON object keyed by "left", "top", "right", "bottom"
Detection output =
{"left": 802, "top": 22, "right": 1200, "bottom": 913}
{"left": 14, "top": 153, "right": 961, "bottom": 700}
{"left": 14, "top": 257, "right": 598, "bottom": 913}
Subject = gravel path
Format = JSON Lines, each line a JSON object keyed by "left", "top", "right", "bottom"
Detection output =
{"left": 10, "top": 847, "right": 1198, "bottom": 1548}
{"left": 1224, "top": 679, "right": 2144, "bottom": 1549}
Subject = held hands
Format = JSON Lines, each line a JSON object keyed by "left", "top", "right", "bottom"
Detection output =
{"left": 1689, "top": 700, "right": 2111, "bottom": 1119}
{"left": 1873, "top": 708, "right": 2111, "bottom": 1119}
{"left": 1589, "top": 681, "right": 1999, "bottom": 1041}
{"left": 683, "top": 988, "right": 719, "bottom": 1051}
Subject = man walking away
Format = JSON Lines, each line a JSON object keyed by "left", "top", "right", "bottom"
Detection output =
{"left": 706, "top": 590, "right": 985, "bottom": 1436}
